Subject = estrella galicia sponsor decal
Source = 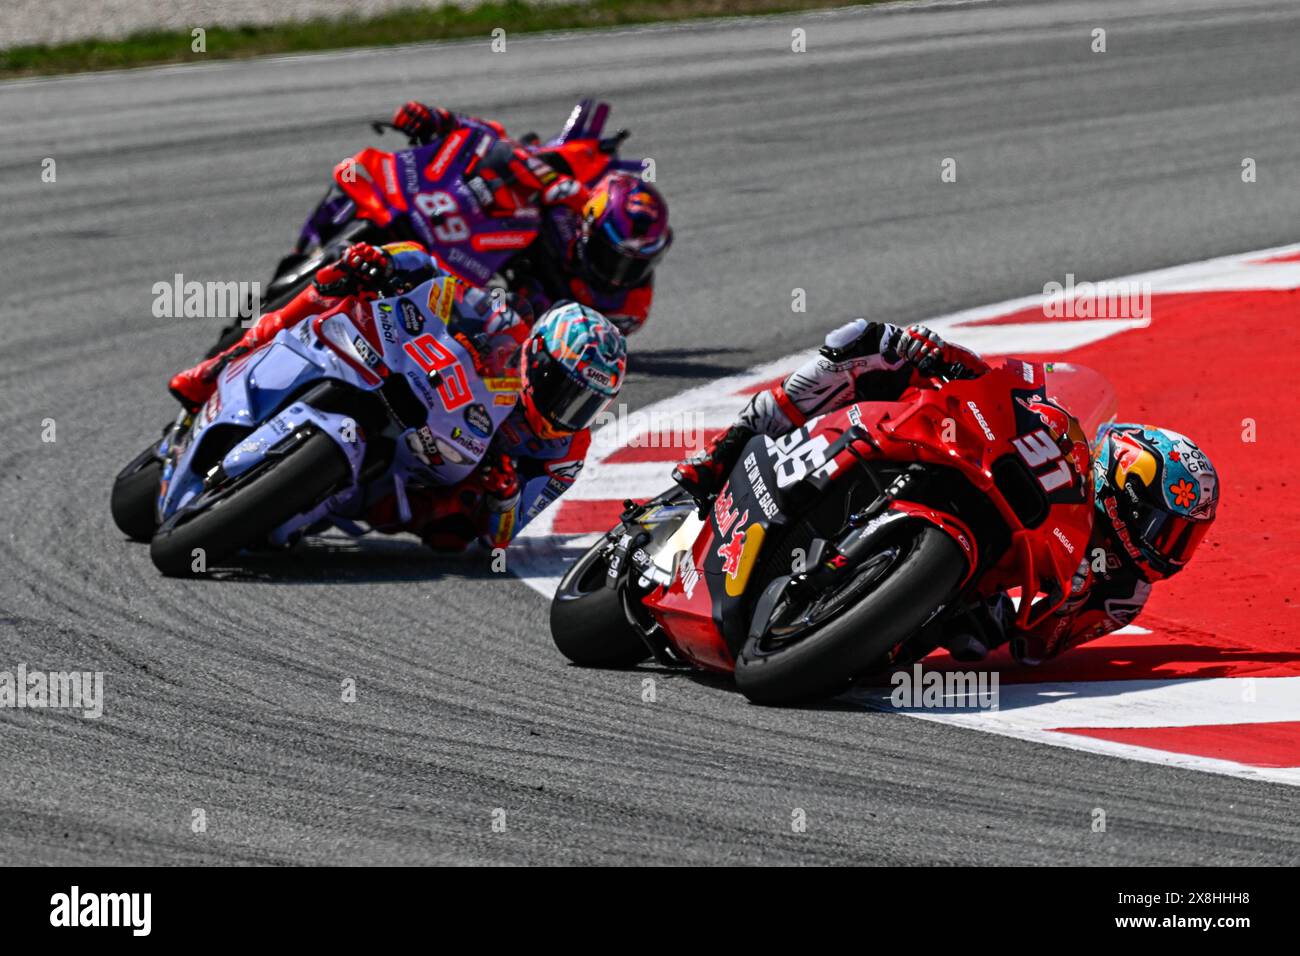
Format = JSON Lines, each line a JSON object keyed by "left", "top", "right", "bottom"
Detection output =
{"left": 398, "top": 298, "right": 425, "bottom": 335}
{"left": 463, "top": 402, "right": 492, "bottom": 437}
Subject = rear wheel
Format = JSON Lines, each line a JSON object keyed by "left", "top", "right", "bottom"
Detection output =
{"left": 735, "top": 524, "right": 966, "bottom": 705}
{"left": 149, "top": 430, "right": 350, "bottom": 577}
{"left": 550, "top": 539, "right": 649, "bottom": 667}
{"left": 110, "top": 438, "right": 165, "bottom": 541}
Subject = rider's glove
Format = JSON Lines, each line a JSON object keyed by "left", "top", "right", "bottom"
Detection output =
{"left": 313, "top": 242, "right": 395, "bottom": 296}
{"left": 479, "top": 454, "right": 521, "bottom": 512}
{"left": 894, "top": 325, "right": 950, "bottom": 374}
{"left": 392, "top": 101, "right": 453, "bottom": 144}
{"left": 892, "top": 324, "right": 989, "bottom": 378}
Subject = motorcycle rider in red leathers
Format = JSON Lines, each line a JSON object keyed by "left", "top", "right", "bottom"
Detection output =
{"left": 391, "top": 101, "right": 672, "bottom": 335}
{"left": 169, "top": 241, "right": 627, "bottom": 552}
{"left": 672, "top": 319, "right": 1221, "bottom": 666}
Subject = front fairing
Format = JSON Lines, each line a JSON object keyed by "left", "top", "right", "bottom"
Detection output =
{"left": 158, "top": 325, "right": 360, "bottom": 520}
{"left": 335, "top": 128, "right": 540, "bottom": 287}
{"left": 369, "top": 282, "right": 518, "bottom": 488}
{"left": 647, "top": 425, "right": 846, "bottom": 667}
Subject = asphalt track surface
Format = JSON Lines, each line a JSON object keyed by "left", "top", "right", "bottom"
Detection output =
{"left": 2, "top": 0, "right": 1299, "bottom": 865}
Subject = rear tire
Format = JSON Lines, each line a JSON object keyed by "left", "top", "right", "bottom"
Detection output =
{"left": 550, "top": 539, "right": 650, "bottom": 667}
{"left": 149, "top": 430, "right": 350, "bottom": 577}
{"left": 735, "top": 524, "right": 966, "bottom": 705}
{"left": 110, "top": 439, "right": 164, "bottom": 541}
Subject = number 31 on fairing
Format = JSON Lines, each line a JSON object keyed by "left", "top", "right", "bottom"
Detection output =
{"left": 1012, "top": 429, "right": 1073, "bottom": 492}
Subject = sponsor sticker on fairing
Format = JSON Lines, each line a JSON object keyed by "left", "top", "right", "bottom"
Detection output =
{"left": 463, "top": 403, "right": 492, "bottom": 437}
{"left": 353, "top": 334, "right": 381, "bottom": 368}
{"left": 435, "top": 278, "right": 458, "bottom": 322}
{"left": 966, "top": 400, "right": 996, "bottom": 442}
{"left": 399, "top": 297, "right": 425, "bottom": 335}
{"left": 405, "top": 426, "right": 443, "bottom": 466}
{"left": 677, "top": 550, "right": 700, "bottom": 599}
{"left": 377, "top": 309, "right": 398, "bottom": 344}
{"left": 449, "top": 426, "right": 486, "bottom": 457}
{"left": 742, "top": 452, "right": 779, "bottom": 519}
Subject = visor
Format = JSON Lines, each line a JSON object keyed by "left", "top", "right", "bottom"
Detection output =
{"left": 584, "top": 222, "right": 666, "bottom": 289}
{"left": 526, "top": 346, "right": 615, "bottom": 433}
{"left": 1131, "top": 503, "right": 1212, "bottom": 569}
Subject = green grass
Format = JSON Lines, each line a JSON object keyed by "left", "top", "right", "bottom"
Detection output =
{"left": 1, "top": 0, "right": 884, "bottom": 79}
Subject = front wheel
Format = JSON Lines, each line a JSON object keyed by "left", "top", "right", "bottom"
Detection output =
{"left": 110, "top": 438, "right": 165, "bottom": 541}
{"left": 735, "top": 524, "right": 967, "bottom": 706}
{"left": 149, "top": 430, "right": 351, "bottom": 577}
{"left": 550, "top": 538, "right": 649, "bottom": 667}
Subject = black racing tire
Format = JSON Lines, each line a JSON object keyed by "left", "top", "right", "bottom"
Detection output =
{"left": 735, "top": 524, "right": 967, "bottom": 706}
{"left": 149, "top": 430, "right": 350, "bottom": 577}
{"left": 110, "top": 439, "right": 165, "bottom": 541}
{"left": 550, "top": 538, "right": 650, "bottom": 668}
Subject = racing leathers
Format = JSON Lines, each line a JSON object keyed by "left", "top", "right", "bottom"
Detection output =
{"left": 503, "top": 204, "right": 655, "bottom": 336}
{"left": 168, "top": 241, "right": 591, "bottom": 552}
{"left": 672, "top": 318, "right": 1153, "bottom": 666}
{"left": 392, "top": 100, "right": 655, "bottom": 335}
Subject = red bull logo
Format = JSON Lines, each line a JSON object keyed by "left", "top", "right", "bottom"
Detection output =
{"left": 626, "top": 190, "right": 659, "bottom": 219}
{"left": 1112, "top": 431, "right": 1158, "bottom": 491}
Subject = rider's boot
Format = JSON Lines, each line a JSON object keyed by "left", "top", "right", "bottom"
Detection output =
{"left": 672, "top": 424, "right": 755, "bottom": 501}
{"left": 168, "top": 285, "right": 333, "bottom": 412}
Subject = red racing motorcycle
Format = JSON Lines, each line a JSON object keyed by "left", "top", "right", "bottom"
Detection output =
{"left": 549, "top": 359, "right": 1116, "bottom": 704}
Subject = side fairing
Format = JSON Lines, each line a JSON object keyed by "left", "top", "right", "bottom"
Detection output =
{"left": 371, "top": 284, "right": 518, "bottom": 487}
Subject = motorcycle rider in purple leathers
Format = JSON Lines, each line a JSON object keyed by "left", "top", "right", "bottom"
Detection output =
{"left": 390, "top": 100, "right": 673, "bottom": 335}
{"left": 671, "top": 319, "right": 1221, "bottom": 668}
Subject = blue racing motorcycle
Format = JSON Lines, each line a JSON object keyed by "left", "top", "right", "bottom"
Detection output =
{"left": 110, "top": 278, "right": 519, "bottom": 576}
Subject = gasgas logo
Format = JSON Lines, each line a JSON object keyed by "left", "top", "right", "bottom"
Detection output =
{"left": 677, "top": 551, "right": 700, "bottom": 599}
{"left": 966, "top": 400, "right": 996, "bottom": 442}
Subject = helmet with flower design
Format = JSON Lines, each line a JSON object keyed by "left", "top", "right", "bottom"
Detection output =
{"left": 1092, "top": 423, "right": 1219, "bottom": 579}
{"left": 520, "top": 301, "right": 626, "bottom": 439}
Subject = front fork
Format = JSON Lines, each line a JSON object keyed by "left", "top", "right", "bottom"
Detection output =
{"left": 788, "top": 464, "right": 924, "bottom": 599}
{"left": 603, "top": 500, "right": 686, "bottom": 667}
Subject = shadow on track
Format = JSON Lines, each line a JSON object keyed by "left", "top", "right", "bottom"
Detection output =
{"left": 626, "top": 347, "right": 749, "bottom": 379}
{"left": 176, "top": 534, "right": 503, "bottom": 584}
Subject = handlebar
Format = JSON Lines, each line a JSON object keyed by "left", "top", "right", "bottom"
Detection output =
{"left": 370, "top": 120, "right": 422, "bottom": 146}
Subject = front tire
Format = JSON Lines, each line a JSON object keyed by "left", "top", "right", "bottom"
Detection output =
{"left": 110, "top": 439, "right": 165, "bottom": 541}
{"left": 735, "top": 524, "right": 966, "bottom": 705}
{"left": 149, "top": 430, "right": 350, "bottom": 577}
{"left": 550, "top": 539, "right": 649, "bottom": 667}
